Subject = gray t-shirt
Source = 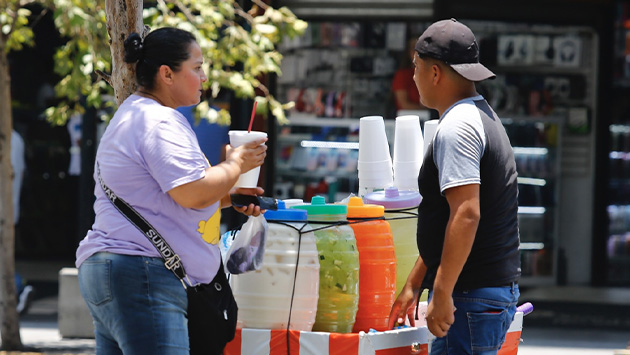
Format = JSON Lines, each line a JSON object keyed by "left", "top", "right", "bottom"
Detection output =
{"left": 76, "top": 95, "right": 221, "bottom": 285}
{"left": 433, "top": 95, "right": 487, "bottom": 194}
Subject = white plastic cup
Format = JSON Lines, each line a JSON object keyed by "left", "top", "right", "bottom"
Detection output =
{"left": 423, "top": 120, "right": 439, "bottom": 156}
{"left": 393, "top": 115, "right": 423, "bottom": 164}
{"left": 393, "top": 115, "right": 423, "bottom": 191}
{"left": 358, "top": 116, "right": 393, "bottom": 197}
{"left": 358, "top": 116, "right": 392, "bottom": 163}
{"left": 358, "top": 160, "right": 393, "bottom": 185}
{"left": 393, "top": 161, "right": 420, "bottom": 191}
{"left": 228, "top": 130, "right": 267, "bottom": 188}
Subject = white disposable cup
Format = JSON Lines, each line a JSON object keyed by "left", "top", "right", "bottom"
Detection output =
{"left": 423, "top": 120, "right": 439, "bottom": 156}
{"left": 394, "top": 115, "right": 423, "bottom": 164}
{"left": 394, "top": 161, "right": 421, "bottom": 191}
{"left": 358, "top": 160, "right": 393, "bottom": 191}
{"left": 358, "top": 116, "right": 392, "bottom": 163}
{"left": 228, "top": 130, "right": 267, "bottom": 188}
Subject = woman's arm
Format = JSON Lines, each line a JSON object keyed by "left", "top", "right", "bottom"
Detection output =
{"left": 167, "top": 138, "right": 267, "bottom": 209}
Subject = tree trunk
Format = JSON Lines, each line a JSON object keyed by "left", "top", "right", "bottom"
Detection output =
{"left": 0, "top": 35, "right": 24, "bottom": 351}
{"left": 105, "top": 0, "right": 144, "bottom": 105}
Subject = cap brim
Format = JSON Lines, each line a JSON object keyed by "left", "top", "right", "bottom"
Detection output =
{"left": 450, "top": 63, "right": 496, "bottom": 82}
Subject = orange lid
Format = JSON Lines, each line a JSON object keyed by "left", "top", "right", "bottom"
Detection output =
{"left": 346, "top": 196, "right": 385, "bottom": 218}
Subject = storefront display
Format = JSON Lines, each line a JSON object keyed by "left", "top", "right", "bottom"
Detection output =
{"left": 605, "top": 2, "right": 630, "bottom": 286}
{"left": 274, "top": 19, "right": 598, "bottom": 288}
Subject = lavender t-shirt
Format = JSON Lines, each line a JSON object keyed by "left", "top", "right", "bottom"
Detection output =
{"left": 76, "top": 95, "right": 221, "bottom": 285}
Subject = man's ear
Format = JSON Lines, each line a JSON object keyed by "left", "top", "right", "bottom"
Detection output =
{"left": 431, "top": 64, "right": 441, "bottom": 85}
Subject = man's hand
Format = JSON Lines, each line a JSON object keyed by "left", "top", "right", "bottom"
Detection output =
{"left": 388, "top": 285, "right": 419, "bottom": 329}
{"left": 426, "top": 292, "right": 456, "bottom": 337}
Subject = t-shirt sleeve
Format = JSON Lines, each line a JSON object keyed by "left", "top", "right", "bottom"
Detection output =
{"left": 433, "top": 116, "right": 485, "bottom": 194}
{"left": 141, "top": 117, "right": 209, "bottom": 193}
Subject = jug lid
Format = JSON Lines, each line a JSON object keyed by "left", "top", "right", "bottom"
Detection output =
{"left": 364, "top": 186, "right": 422, "bottom": 209}
{"left": 264, "top": 200, "right": 307, "bottom": 221}
{"left": 291, "top": 195, "right": 347, "bottom": 215}
{"left": 346, "top": 196, "right": 385, "bottom": 218}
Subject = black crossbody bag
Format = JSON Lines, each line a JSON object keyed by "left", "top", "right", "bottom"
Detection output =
{"left": 97, "top": 164, "right": 237, "bottom": 355}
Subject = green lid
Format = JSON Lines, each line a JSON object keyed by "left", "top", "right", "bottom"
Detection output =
{"left": 291, "top": 195, "right": 347, "bottom": 216}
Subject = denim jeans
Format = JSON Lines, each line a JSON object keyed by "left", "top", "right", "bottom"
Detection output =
{"left": 429, "top": 283, "right": 519, "bottom": 355}
{"left": 78, "top": 252, "right": 189, "bottom": 355}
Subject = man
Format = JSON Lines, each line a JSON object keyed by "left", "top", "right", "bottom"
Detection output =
{"left": 388, "top": 19, "right": 521, "bottom": 355}
{"left": 11, "top": 130, "right": 34, "bottom": 315}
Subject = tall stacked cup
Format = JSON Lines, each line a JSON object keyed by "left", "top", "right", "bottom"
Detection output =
{"left": 292, "top": 196, "right": 360, "bottom": 333}
{"left": 393, "top": 115, "right": 424, "bottom": 191}
{"left": 358, "top": 116, "right": 393, "bottom": 197}
{"left": 423, "top": 120, "right": 439, "bottom": 157}
{"left": 346, "top": 197, "right": 396, "bottom": 332}
{"left": 230, "top": 201, "right": 319, "bottom": 331}
{"left": 364, "top": 187, "right": 422, "bottom": 296}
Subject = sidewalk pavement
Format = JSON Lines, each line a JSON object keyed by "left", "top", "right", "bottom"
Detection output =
{"left": 14, "top": 294, "right": 630, "bottom": 355}
{"left": 16, "top": 295, "right": 95, "bottom": 355}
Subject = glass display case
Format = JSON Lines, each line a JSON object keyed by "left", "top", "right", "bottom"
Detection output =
{"left": 606, "top": 2, "right": 630, "bottom": 286}
{"left": 505, "top": 117, "right": 562, "bottom": 286}
{"left": 607, "top": 124, "right": 630, "bottom": 285}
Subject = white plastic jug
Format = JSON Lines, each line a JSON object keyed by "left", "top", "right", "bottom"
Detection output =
{"left": 231, "top": 201, "right": 320, "bottom": 331}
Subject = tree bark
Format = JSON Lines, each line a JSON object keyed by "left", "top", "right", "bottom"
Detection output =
{"left": 105, "top": 0, "right": 144, "bottom": 105}
{"left": 0, "top": 34, "right": 24, "bottom": 351}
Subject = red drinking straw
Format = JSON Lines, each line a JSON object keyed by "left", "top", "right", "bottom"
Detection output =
{"left": 248, "top": 100, "right": 258, "bottom": 133}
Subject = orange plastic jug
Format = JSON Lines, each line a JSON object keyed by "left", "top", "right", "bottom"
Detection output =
{"left": 347, "top": 197, "right": 396, "bottom": 332}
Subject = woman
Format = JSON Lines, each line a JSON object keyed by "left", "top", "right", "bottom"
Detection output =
{"left": 75, "top": 27, "right": 267, "bottom": 354}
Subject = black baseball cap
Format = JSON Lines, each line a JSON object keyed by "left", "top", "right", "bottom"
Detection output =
{"left": 415, "top": 18, "right": 495, "bottom": 82}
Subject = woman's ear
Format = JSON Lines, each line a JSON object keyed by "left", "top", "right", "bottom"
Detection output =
{"left": 157, "top": 65, "right": 174, "bottom": 85}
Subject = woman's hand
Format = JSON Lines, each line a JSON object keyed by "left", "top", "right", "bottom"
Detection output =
{"left": 230, "top": 187, "right": 265, "bottom": 217}
{"left": 226, "top": 137, "right": 267, "bottom": 174}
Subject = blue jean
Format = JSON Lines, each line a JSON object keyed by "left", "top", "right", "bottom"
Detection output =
{"left": 78, "top": 252, "right": 189, "bottom": 355}
{"left": 429, "top": 283, "right": 519, "bottom": 355}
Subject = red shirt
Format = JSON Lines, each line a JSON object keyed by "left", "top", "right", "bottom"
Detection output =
{"left": 391, "top": 67, "right": 420, "bottom": 110}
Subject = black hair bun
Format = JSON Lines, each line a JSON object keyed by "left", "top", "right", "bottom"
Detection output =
{"left": 123, "top": 33, "right": 144, "bottom": 63}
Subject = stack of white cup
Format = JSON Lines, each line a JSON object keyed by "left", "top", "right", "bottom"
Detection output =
{"left": 393, "top": 115, "right": 424, "bottom": 191}
{"left": 358, "top": 116, "right": 393, "bottom": 197}
{"left": 423, "top": 119, "right": 439, "bottom": 157}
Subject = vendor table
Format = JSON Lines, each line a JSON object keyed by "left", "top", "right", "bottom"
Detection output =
{"left": 225, "top": 311, "right": 523, "bottom": 355}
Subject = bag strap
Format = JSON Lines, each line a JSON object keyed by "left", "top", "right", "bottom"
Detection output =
{"left": 96, "top": 163, "right": 190, "bottom": 288}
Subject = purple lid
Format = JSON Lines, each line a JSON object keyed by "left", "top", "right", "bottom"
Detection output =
{"left": 363, "top": 187, "right": 422, "bottom": 209}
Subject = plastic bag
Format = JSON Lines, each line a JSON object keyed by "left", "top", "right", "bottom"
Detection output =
{"left": 219, "top": 215, "right": 268, "bottom": 274}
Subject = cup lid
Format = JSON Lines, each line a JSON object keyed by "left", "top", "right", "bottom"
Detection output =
{"left": 264, "top": 200, "right": 307, "bottom": 221}
{"left": 346, "top": 196, "right": 384, "bottom": 218}
{"left": 364, "top": 186, "right": 422, "bottom": 209}
{"left": 290, "top": 195, "right": 347, "bottom": 215}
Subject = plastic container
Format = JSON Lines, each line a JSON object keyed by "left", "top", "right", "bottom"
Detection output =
{"left": 364, "top": 187, "right": 422, "bottom": 296}
{"left": 346, "top": 197, "right": 396, "bottom": 332}
{"left": 292, "top": 196, "right": 360, "bottom": 333}
{"left": 231, "top": 201, "right": 320, "bottom": 331}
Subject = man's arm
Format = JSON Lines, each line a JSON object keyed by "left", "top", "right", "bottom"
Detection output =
{"left": 426, "top": 183, "right": 480, "bottom": 337}
{"left": 388, "top": 255, "right": 428, "bottom": 329}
